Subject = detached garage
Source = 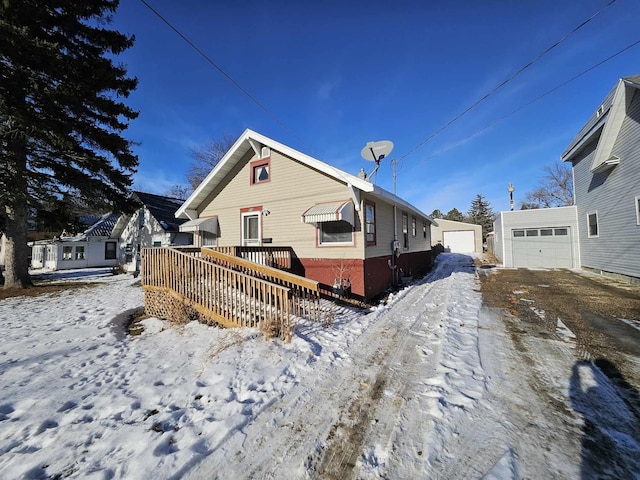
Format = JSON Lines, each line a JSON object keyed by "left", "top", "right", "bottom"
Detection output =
{"left": 493, "top": 206, "right": 580, "bottom": 269}
{"left": 431, "top": 219, "right": 483, "bottom": 253}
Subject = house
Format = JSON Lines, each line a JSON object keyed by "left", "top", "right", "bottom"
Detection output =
{"left": 0, "top": 233, "right": 6, "bottom": 269}
{"left": 30, "top": 213, "right": 122, "bottom": 270}
{"left": 431, "top": 219, "right": 483, "bottom": 253}
{"left": 491, "top": 75, "right": 640, "bottom": 282}
{"left": 118, "top": 192, "right": 193, "bottom": 273}
{"left": 174, "top": 129, "right": 437, "bottom": 300}
{"left": 492, "top": 207, "right": 580, "bottom": 268}
{"left": 560, "top": 74, "right": 640, "bottom": 283}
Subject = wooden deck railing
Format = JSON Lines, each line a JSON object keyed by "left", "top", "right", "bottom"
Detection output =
{"left": 207, "top": 246, "right": 293, "bottom": 271}
{"left": 141, "top": 247, "right": 292, "bottom": 341}
{"left": 198, "top": 247, "right": 321, "bottom": 322}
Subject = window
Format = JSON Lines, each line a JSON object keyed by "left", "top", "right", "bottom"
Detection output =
{"left": 526, "top": 229, "right": 538, "bottom": 237}
{"left": 402, "top": 213, "right": 409, "bottom": 249}
{"left": 319, "top": 221, "right": 353, "bottom": 245}
{"left": 74, "top": 246, "right": 85, "bottom": 260}
{"left": 153, "top": 241, "right": 162, "bottom": 247}
{"left": 365, "top": 202, "right": 376, "bottom": 245}
{"left": 540, "top": 229, "right": 553, "bottom": 236}
{"left": 554, "top": 228, "right": 568, "bottom": 236}
{"left": 105, "top": 241, "right": 117, "bottom": 260}
{"left": 202, "top": 232, "right": 217, "bottom": 247}
{"left": 423, "top": 221, "right": 427, "bottom": 239}
{"left": 63, "top": 246, "right": 73, "bottom": 260}
{"left": 412, "top": 217, "right": 417, "bottom": 237}
{"left": 250, "top": 158, "right": 270, "bottom": 185}
{"left": 513, "top": 230, "right": 525, "bottom": 237}
{"left": 588, "top": 212, "right": 598, "bottom": 237}
{"left": 636, "top": 196, "right": 640, "bottom": 225}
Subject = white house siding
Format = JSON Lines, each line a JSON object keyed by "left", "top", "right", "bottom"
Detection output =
{"left": 493, "top": 214, "right": 504, "bottom": 263}
{"left": 570, "top": 90, "right": 640, "bottom": 281}
{"left": 120, "top": 208, "right": 192, "bottom": 272}
{"left": 495, "top": 207, "right": 580, "bottom": 268}
{"left": 0, "top": 234, "right": 5, "bottom": 267}
{"left": 199, "top": 149, "right": 365, "bottom": 260}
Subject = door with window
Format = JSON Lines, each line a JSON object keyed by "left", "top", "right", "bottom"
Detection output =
{"left": 242, "top": 212, "right": 261, "bottom": 246}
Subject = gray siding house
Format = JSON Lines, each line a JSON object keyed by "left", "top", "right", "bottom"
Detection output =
{"left": 561, "top": 75, "right": 640, "bottom": 283}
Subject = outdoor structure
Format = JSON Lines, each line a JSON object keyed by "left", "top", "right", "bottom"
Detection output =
{"left": 491, "top": 75, "right": 640, "bottom": 281}
{"left": 117, "top": 192, "right": 193, "bottom": 273}
{"left": 30, "top": 213, "right": 121, "bottom": 270}
{"left": 0, "top": 234, "right": 5, "bottom": 268}
{"left": 430, "top": 219, "right": 482, "bottom": 253}
{"left": 492, "top": 207, "right": 580, "bottom": 269}
{"left": 174, "top": 129, "right": 437, "bottom": 300}
{"left": 560, "top": 75, "right": 640, "bottom": 283}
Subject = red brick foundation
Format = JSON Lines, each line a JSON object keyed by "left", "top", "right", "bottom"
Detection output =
{"left": 298, "top": 250, "right": 434, "bottom": 300}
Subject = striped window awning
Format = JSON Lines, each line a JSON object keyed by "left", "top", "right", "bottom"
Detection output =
{"left": 179, "top": 216, "right": 219, "bottom": 234}
{"left": 301, "top": 200, "right": 354, "bottom": 225}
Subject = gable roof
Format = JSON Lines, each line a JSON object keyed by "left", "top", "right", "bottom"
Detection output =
{"left": 562, "top": 75, "right": 640, "bottom": 171}
{"left": 83, "top": 213, "right": 120, "bottom": 238}
{"left": 175, "top": 129, "right": 436, "bottom": 225}
{"left": 133, "top": 191, "right": 187, "bottom": 232}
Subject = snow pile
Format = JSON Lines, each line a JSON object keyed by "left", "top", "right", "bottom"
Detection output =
{"left": 0, "top": 255, "right": 638, "bottom": 479}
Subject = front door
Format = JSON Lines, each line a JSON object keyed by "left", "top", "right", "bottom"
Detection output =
{"left": 242, "top": 213, "right": 261, "bottom": 246}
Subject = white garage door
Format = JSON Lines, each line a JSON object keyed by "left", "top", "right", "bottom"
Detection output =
{"left": 443, "top": 230, "right": 476, "bottom": 253}
{"left": 511, "top": 227, "right": 573, "bottom": 268}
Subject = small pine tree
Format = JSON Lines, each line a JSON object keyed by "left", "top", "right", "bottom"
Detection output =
{"left": 430, "top": 209, "right": 444, "bottom": 219}
{"left": 467, "top": 194, "right": 494, "bottom": 240}
{"left": 444, "top": 208, "right": 465, "bottom": 222}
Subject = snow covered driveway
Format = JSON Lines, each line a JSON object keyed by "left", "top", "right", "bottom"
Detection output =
{"left": 0, "top": 254, "right": 637, "bottom": 479}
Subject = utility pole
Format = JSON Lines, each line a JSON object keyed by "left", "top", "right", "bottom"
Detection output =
{"left": 508, "top": 183, "right": 515, "bottom": 211}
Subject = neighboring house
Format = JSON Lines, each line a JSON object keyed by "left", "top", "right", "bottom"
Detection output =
{"left": 30, "top": 213, "right": 121, "bottom": 270}
{"left": 175, "top": 129, "right": 437, "bottom": 300}
{"left": 492, "top": 207, "right": 580, "bottom": 268}
{"left": 118, "top": 192, "right": 193, "bottom": 273}
{"left": 560, "top": 75, "right": 640, "bottom": 283}
{"left": 431, "top": 219, "right": 483, "bottom": 253}
{"left": 0, "top": 233, "right": 6, "bottom": 269}
{"left": 492, "top": 75, "right": 640, "bottom": 282}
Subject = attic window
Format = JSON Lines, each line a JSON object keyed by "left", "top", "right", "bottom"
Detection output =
{"left": 250, "top": 158, "right": 270, "bottom": 185}
{"left": 596, "top": 105, "right": 604, "bottom": 117}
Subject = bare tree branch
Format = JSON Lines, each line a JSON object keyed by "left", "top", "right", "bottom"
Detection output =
{"left": 523, "top": 161, "right": 573, "bottom": 208}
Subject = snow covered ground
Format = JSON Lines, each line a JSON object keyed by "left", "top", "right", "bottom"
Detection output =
{"left": 0, "top": 254, "right": 638, "bottom": 479}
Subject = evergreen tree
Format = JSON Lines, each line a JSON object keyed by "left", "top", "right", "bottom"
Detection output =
{"left": 467, "top": 194, "right": 494, "bottom": 240}
{"left": 430, "top": 209, "right": 444, "bottom": 219}
{"left": 444, "top": 208, "right": 465, "bottom": 222}
{"left": 0, "top": 0, "right": 138, "bottom": 288}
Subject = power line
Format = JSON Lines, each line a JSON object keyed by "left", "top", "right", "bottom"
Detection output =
{"left": 399, "top": 38, "right": 640, "bottom": 175}
{"left": 397, "top": 0, "right": 618, "bottom": 164}
{"left": 138, "top": 0, "right": 315, "bottom": 154}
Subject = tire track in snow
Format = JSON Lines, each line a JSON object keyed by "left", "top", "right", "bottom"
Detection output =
{"left": 182, "top": 256, "right": 457, "bottom": 480}
{"left": 312, "top": 254, "right": 481, "bottom": 479}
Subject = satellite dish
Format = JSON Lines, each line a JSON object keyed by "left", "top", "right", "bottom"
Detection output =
{"left": 361, "top": 140, "right": 394, "bottom": 162}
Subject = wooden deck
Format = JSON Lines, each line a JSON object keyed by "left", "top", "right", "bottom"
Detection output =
{"left": 140, "top": 247, "right": 323, "bottom": 341}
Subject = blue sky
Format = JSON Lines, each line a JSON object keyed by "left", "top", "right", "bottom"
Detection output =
{"left": 112, "top": 0, "right": 640, "bottom": 215}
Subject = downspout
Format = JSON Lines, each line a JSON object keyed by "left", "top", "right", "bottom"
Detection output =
{"left": 392, "top": 205, "right": 398, "bottom": 287}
